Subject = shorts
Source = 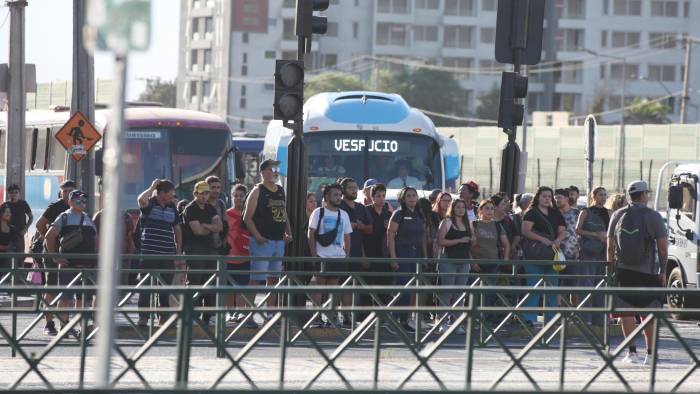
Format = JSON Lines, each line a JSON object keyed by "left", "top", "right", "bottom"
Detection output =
{"left": 615, "top": 268, "right": 662, "bottom": 309}
{"left": 227, "top": 261, "right": 250, "bottom": 285}
{"left": 249, "top": 238, "right": 285, "bottom": 281}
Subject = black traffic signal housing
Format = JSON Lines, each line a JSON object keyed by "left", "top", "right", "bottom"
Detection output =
{"left": 498, "top": 72, "right": 528, "bottom": 130}
{"left": 495, "top": 0, "right": 545, "bottom": 66}
{"left": 296, "top": 0, "right": 329, "bottom": 41}
{"left": 274, "top": 60, "right": 305, "bottom": 122}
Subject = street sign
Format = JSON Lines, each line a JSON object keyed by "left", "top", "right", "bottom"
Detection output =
{"left": 55, "top": 111, "right": 102, "bottom": 162}
{"left": 85, "top": 0, "right": 151, "bottom": 53}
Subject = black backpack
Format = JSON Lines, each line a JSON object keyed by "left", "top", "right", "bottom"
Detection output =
{"left": 614, "top": 205, "right": 650, "bottom": 266}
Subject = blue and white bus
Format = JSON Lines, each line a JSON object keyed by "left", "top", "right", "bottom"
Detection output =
{"left": 263, "top": 91, "right": 460, "bottom": 196}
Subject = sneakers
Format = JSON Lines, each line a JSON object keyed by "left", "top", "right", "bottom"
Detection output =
{"left": 621, "top": 351, "right": 640, "bottom": 364}
{"left": 437, "top": 323, "right": 447, "bottom": 335}
{"left": 401, "top": 321, "right": 415, "bottom": 333}
{"left": 455, "top": 325, "right": 467, "bottom": 335}
{"left": 407, "top": 319, "right": 417, "bottom": 331}
{"left": 43, "top": 321, "right": 58, "bottom": 336}
{"left": 643, "top": 353, "right": 656, "bottom": 366}
{"left": 137, "top": 318, "right": 149, "bottom": 327}
{"left": 310, "top": 316, "right": 325, "bottom": 328}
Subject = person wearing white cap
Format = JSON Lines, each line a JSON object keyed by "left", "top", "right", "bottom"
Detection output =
{"left": 607, "top": 180, "right": 668, "bottom": 365}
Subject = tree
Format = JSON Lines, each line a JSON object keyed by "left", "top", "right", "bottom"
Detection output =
{"left": 374, "top": 69, "right": 411, "bottom": 98}
{"left": 304, "top": 72, "right": 364, "bottom": 98}
{"left": 475, "top": 84, "right": 500, "bottom": 124}
{"left": 138, "top": 78, "right": 176, "bottom": 107}
{"left": 625, "top": 97, "right": 671, "bottom": 124}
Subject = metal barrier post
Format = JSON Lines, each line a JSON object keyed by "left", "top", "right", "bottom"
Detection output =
{"left": 10, "top": 257, "right": 16, "bottom": 358}
{"left": 649, "top": 315, "right": 660, "bottom": 392}
{"left": 215, "top": 258, "right": 224, "bottom": 359}
{"left": 279, "top": 315, "right": 288, "bottom": 390}
{"left": 415, "top": 261, "right": 422, "bottom": 344}
{"left": 79, "top": 269, "right": 88, "bottom": 389}
{"left": 558, "top": 313, "right": 567, "bottom": 391}
{"left": 373, "top": 314, "right": 381, "bottom": 390}
{"left": 175, "top": 293, "right": 194, "bottom": 389}
{"left": 464, "top": 293, "right": 475, "bottom": 391}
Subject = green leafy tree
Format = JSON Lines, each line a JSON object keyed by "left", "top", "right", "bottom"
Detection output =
{"left": 475, "top": 84, "right": 500, "bottom": 124}
{"left": 138, "top": 78, "right": 176, "bottom": 107}
{"left": 304, "top": 72, "right": 364, "bottom": 98}
{"left": 374, "top": 69, "right": 411, "bottom": 98}
{"left": 625, "top": 97, "right": 671, "bottom": 124}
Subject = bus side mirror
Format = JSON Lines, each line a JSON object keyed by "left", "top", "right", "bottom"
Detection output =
{"left": 668, "top": 184, "right": 683, "bottom": 210}
{"left": 234, "top": 151, "right": 246, "bottom": 181}
{"left": 94, "top": 147, "right": 103, "bottom": 177}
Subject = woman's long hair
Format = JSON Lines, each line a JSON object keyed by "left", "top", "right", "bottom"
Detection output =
{"left": 432, "top": 191, "right": 451, "bottom": 218}
{"left": 446, "top": 198, "right": 471, "bottom": 236}
{"left": 588, "top": 186, "right": 606, "bottom": 207}
{"left": 418, "top": 198, "right": 435, "bottom": 228}
{"left": 528, "top": 186, "right": 554, "bottom": 212}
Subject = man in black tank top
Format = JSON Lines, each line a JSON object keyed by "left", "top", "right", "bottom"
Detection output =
{"left": 243, "top": 159, "right": 292, "bottom": 321}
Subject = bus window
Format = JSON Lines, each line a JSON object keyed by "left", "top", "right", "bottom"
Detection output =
{"left": 48, "top": 128, "right": 67, "bottom": 171}
{"left": 0, "top": 129, "right": 4, "bottom": 169}
{"left": 34, "top": 127, "right": 48, "bottom": 171}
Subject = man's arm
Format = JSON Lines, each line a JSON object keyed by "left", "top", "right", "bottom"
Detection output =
{"left": 24, "top": 204, "right": 33, "bottom": 233}
{"left": 207, "top": 215, "right": 223, "bottom": 233}
{"left": 343, "top": 233, "right": 351, "bottom": 257}
{"left": 174, "top": 224, "right": 183, "bottom": 254}
{"left": 243, "top": 187, "right": 265, "bottom": 243}
{"left": 606, "top": 235, "right": 615, "bottom": 270}
{"left": 35, "top": 216, "right": 49, "bottom": 238}
{"left": 657, "top": 237, "right": 668, "bottom": 286}
{"left": 138, "top": 179, "right": 159, "bottom": 208}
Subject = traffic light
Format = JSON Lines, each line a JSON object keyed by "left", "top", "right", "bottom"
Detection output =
{"left": 296, "top": 0, "right": 329, "bottom": 41}
{"left": 497, "top": 72, "right": 528, "bottom": 130}
{"left": 274, "top": 60, "right": 305, "bottom": 121}
{"left": 495, "top": 0, "right": 545, "bottom": 66}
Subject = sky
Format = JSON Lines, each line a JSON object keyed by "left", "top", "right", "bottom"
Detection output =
{"left": 0, "top": 0, "right": 180, "bottom": 100}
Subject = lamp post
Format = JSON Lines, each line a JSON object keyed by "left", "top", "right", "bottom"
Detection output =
{"left": 585, "top": 48, "right": 627, "bottom": 191}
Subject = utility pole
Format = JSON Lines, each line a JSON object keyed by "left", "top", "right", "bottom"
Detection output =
{"left": 71, "top": 0, "right": 96, "bottom": 214}
{"left": 5, "top": 0, "right": 28, "bottom": 196}
{"left": 680, "top": 35, "right": 695, "bottom": 124}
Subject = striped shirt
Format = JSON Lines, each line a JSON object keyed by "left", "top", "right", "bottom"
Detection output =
{"left": 140, "top": 197, "right": 181, "bottom": 255}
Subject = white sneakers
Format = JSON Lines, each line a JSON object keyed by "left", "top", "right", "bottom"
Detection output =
{"left": 621, "top": 351, "right": 641, "bottom": 364}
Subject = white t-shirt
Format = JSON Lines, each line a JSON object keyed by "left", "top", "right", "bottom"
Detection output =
{"left": 387, "top": 176, "right": 422, "bottom": 189}
{"left": 308, "top": 207, "right": 353, "bottom": 258}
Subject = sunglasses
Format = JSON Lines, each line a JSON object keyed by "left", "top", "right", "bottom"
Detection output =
{"left": 73, "top": 198, "right": 88, "bottom": 205}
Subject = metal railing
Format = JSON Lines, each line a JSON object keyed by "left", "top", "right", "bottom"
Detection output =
{"left": 0, "top": 253, "right": 698, "bottom": 392}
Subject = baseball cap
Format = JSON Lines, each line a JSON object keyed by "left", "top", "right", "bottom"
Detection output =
{"left": 194, "top": 181, "right": 211, "bottom": 193}
{"left": 627, "top": 180, "right": 649, "bottom": 194}
{"left": 259, "top": 159, "right": 280, "bottom": 172}
{"left": 363, "top": 179, "right": 378, "bottom": 189}
{"left": 69, "top": 190, "right": 88, "bottom": 201}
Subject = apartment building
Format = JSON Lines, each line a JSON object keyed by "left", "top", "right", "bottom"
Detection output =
{"left": 177, "top": 0, "right": 700, "bottom": 135}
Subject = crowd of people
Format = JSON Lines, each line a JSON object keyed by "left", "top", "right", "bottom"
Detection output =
{"left": 8, "top": 157, "right": 666, "bottom": 365}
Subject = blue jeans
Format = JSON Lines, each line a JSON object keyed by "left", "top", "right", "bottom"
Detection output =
{"left": 249, "top": 238, "right": 285, "bottom": 282}
{"left": 522, "top": 264, "right": 558, "bottom": 323}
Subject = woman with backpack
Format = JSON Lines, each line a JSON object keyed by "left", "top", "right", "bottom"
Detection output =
{"left": 387, "top": 187, "right": 427, "bottom": 332}
{"left": 521, "top": 186, "right": 566, "bottom": 326}
{"left": 576, "top": 186, "right": 610, "bottom": 326}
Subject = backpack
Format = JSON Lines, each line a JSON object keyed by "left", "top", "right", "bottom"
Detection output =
{"left": 614, "top": 205, "right": 650, "bottom": 267}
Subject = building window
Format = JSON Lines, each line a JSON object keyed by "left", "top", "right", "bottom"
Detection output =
{"left": 326, "top": 22, "right": 338, "bottom": 37}
{"left": 414, "top": 25, "right": 438, "bottom": 42}
{"left": 240, "top": 98, "right": 246, "bottom": 109}
{"left": 241, "top": 65, "right": 248, "bottom": 76}
{"left": 651, "top": 0, "right": 679, "bottom": 16}
{"left": 553, "top": 61, "right": 583, "bottom": 84}
{"left": 648, "top": 64, "right": 676, "bottom": 82}
{"left": 283, "top": 19, "right": 295, "bottom": 41}
{"left": 203, "top": 49, "right": 212, "bottom": 72}
{"left": 202, "top": 81, "right": 211, "bottom": 99}
{"left": 601, "top": 31, "right": 607, "bottom": 47}
{"left": 611, "top": 63, "right": 639, "bottom": 80}
{"left": 263, "top": 83, "right": 274, "bottom": 91}
{"left": 558, "top": 0, "right": 586, "bottom": 19}
{"left": 482, "top": 0, "right": 496, "bottom": 11}
{"left": 191, "top": 18, "right": 200, "bottom": 40}
{"left": 242, "top": 33, "right": 249, "bottom": 43}
{"left": 555, "top": 29, "right": 584, "bottom": 51}
{"left": 239, "top": 120, "right": 245, "bottom": 130}
{"left": 480, "top": 27, "right": 495, "bottom": 44}
{"left": 241, "top": 85, "right": 247, "bottom": 96}
{"left": 416, "top": 0, "right": 440, "bottom": 9}
{"left": 553, "top": 93, "right": 581, "bottom": 113}
{"left": 204, "top": 17, "right": 213, "bottom": 39}
{"left": 443, "top": 57, "right": 474, "bottom": 79}
{"left": 376, "top": 23, "right": 409, "bottom": 46}
{"left": 445, "top": 0, "right": 476, "bottom": 16}
{"left": 189, "top": 81, "right": 198, "bottom": 104}
{"left": 612, "top": 0, "right": 641, "bottom": 15}
{"left": 444, "top": 25, "right": 474, "bottom": 48}
{"left": 611, "top": 31, "right": 640, "bottom": 48}
{"left": 265, "top": 50, "right": 276, "bottom": 59}
{"left": 377, "top": 0, "right": 410, "bottom": 14}
{"left": 353, "top": 22, "right": 358, "bottom": 38}
{"left": 649, "top": 32, "right": 677, "bottom": 48}
{"left": 190, "top": 49, "right": 199, "bottom": 71}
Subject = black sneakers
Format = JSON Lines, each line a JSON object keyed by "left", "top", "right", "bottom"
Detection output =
{"left": 43, "top": 321, "right": 57, "bottom": 336}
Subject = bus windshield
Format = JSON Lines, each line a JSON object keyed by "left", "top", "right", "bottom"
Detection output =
{"left": 122, "top": 128, "right": 229, "bottom": 209}
{"left": 306, "top": 131, "right": 442, "bottom": 194}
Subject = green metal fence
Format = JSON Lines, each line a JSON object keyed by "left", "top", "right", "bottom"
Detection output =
{"left": 0, "top": 253, "right": 698, "bottom": 392}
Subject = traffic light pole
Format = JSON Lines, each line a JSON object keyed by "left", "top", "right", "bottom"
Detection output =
{"left": 5, "top": 0, "right": 27, "bottom": 197}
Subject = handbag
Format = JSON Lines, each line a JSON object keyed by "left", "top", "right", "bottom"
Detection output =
{"left": 579, "top": 208, "right": 606, "bottom": 256}
{"left": 26, "top": 261, "right": 44, "bottom": 285}
{"left": 58, "top": 213, "right": 85, "bottom": 253}
{"left": 315, "top": 208, "right": 341, "bottom": 247}
{"left": 523, "top": 209, "right": 556, "bottom": 261}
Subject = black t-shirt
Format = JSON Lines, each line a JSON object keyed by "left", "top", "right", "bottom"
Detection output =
{"left": 0, "top": 225, "right": 18, "bottom": 249}
{"left": 6, "top": 200, "right": 31, "bottom": 230}
{"left": 523, "top": 207, "right": 565, "bottom": 239}
{"left": 42, "top": 200, "right": 69, "bottom": 224}
{"left": 183, "top": 201, "right": 217, "bottom": 251}
{"left": 252, "top": 184, "right": 287, "bottom": 240}
{"left": 339, "top": 200, "right": 372, "bottom": 258}
{"left": 364, "top": 203, "right": 391, "bottom": 258}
